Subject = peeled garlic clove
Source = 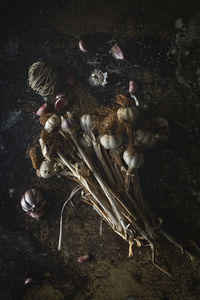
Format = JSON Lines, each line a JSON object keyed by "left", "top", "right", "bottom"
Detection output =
{"left": 80, "top": 113, "right": 96, "bottom": 133}
{"left": 39, "top": 160, "right": 56, "bottom": 178}
{"left": 134, "top": 129, "right": 157, "bottom": 149}
{"left": 44, "top": 114, "right": 61, "bottom": 132}
{"left": 117, "top": 106, "right": 139, "bottom": 123}
{"left": 36, "top": 103, "right": 49, "bottom": 116}
{"left": 111, "top": 44, "right": 124, "bottom": 60}
{"left": 100, "top": 133, "right": 123, "bottom": 150}
{"left": 123, "top": 145, "right": 144, "bottom": 172}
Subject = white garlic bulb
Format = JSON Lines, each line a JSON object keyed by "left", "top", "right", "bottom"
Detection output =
{"left": 39, "top": 160, "right": 56, "bottom": 178}
{"left": 117, "top": 106, "right": 139, "bottom": 123}
{"left": 88, "top": 69, "right": 108, "bottom": 87}
{"left": 100, "top": 133, "right": 123, "bottom": 150}
{"left": 44, "top": 114, "right": 61, "bottom": 132}
{"left": 134, "top": 129, "right": 157, "bottom": 149}
{"left": 80, "top": 113, "right": 96, "bottom": 133}
{"left": 123, "top": 145, "right": 144, "bottom": 174}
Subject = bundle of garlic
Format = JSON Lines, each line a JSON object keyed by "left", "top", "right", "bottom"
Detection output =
{"left": 28, "top": 95, "right": 186, "bottom": 276}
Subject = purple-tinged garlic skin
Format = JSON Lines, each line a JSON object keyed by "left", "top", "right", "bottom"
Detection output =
{"left": 21, "top": 189, "right": 45, "bottom": 218}
{"left": 89, "top": 69, "right": 108, "bottom": 87}
{"left": 134, "top": 129, "right": 157, "bottom": 149}
{"left": 78, "top": 254, "right": 91, "bottom": 263}
{"left": 55, "top": 96, "right": 69, "bottom": 111}
{"left": 61, "top": 112, "right": 77, "bottom": 133}
{"left": 44, "top": 114, "right": 61, "bottom": 132}
{"left": 24, "top": 277, "right": 33, "bottom": 285}
{"left": 111, "top": 44, "right": 124, "bottom": 60}
{"left": 100, "top": 133, "right": 123, "bottom": 150}
{"left": 36, "top": 103, "right": 49, "bottom": 116}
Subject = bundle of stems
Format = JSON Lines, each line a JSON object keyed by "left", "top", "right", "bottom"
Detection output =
{"left": 29, "top": 96, "right": 190, "bottom": 277}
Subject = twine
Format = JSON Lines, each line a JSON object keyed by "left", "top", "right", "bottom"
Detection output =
{"left": 28, "top": 61, "right": 58, "bottom": 96}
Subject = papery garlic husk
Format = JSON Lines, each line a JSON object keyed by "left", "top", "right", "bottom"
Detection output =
{"left": 61, "top": 112, "right": 77, "bottom": 133}
{"left": 117, "top": 106, "right": 139, "bottom": 123}
{"left": 80, "top": 135, "right": 93, "bottom": 150}
{"left": 39, "top": 160, "right": 57, "bottom": 178}
{"left": 134, "top": 129, "right": 157, "bottom": 149}
{"left": 44, "top": 114, "right": 61, "bottom": 132}
{"left": 123, "top": 145, "right": 144, "bottom": 174}
{"left": 80, "top": 113, "right": 96, "bottom": 133}
{"left": 21, "top": 188, "right": 45, "bottom": 213}
{"left": 100, "top": 133, "right": 123, "bottom": 150}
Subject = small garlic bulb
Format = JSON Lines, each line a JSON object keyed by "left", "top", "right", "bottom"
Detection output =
{"left": 134, "top": 129, "right": 157, "bottom": 149}
{"left": 100, "top": 133, "right": 123, "bottom": 150}
{"left": 21, "top": 189, "right": 45, "bottom": 218}
{"left": 80, "top": 113, "right": 96, "bottom": 133}
{"left": 44, "top": 114, "right": 61, "bottom": 132}
{"left": 39, "top": 160, "right": 56, "bottom": 178}
{"left": 61, "top": 112, "right": 76, "bottom": 133}
{"left": 123, "top": 145, "right": 144, "bottom": 174}
{"left": 117, "top": 106, "right": 139, "bottom": 124}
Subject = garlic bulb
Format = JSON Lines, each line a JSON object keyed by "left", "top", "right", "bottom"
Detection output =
{"left": 39, "top": 160, "right": 56, "bottom": 178}
{"left": 134, "top": 129, "right": 157, "bottom": 149}
{"left": 123, "top": 145, "right": 144, "bottom": 174}
{"left": 117, "top": 106, "right": 139, "bottom": 123}
{"left": 61, "top": 112, "right": 76, "bottom": 133}
{"left": 89, "top": 69, "right": 108, "bottom": 87}
{"left": 100, "top": 133, "right": 123, "bottom": 150}
{"left": 80, "top": 113, "right": 96, "bottom": 133}
{"left": 21, "top": 188, "right": 45, "bottom": 218}
{"left": 44, "top": 114, "right": 60, "bottom": 132}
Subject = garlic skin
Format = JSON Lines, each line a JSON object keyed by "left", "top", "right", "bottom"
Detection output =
{"left": 100, "top": 133, "right": 123, "bottom": 150}
{"left": 123, "top": 145, "right": 144, "bottom": 174}
{"left": 39, "top": 160, "right": 56, "bottom": 178}
{"left": 134, "top": 129, "right": 157, "bottom": 149}
{"left": 89, "top": 69, "right": 108, "bottom": 87}
{"left": 21, "top": 189, "right": 45, "bottom": 217}
{"left": 80, "top": 113, "right": 96, "bottom": 133}
{"left": 117, "top": 106, "right": 139, "bottom": 124}
{"left": 44, "top": 114, "right": 61, "bottom": 132}
{"left": 111, "top": 44, "right": 124, "bottom": 60}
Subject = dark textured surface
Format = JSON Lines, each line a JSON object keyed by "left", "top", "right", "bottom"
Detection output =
{"left": 0, "top": 1, "right": 200, "bottom": 299}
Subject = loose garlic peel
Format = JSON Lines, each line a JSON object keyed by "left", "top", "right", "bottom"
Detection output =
{"left": 134, "top": 129, "right": 157, "bottom": 149}
{"left": 44, "top": 114, "right": 61, "bottom": 132}
{"left": 117, "top": 106, "right": 139, "bottom": 123}
{"left": 100, "top": 133, "right": 123, "bottom": 150}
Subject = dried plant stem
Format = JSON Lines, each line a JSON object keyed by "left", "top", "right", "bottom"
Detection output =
{"left": 69, "top": 133, "right": 128, "bottom": 233}
{"left": 57, "top": 150, "right": 119, "bottom": 228}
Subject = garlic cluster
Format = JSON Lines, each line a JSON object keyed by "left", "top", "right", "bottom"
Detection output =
{"left": 44, "top": 114, "right": 61, "bottom": 132}
{"left": 123, "top": 145, "right": 144, "bottom": 174}
{"left": 21, "top": 188, "right": 45, "bottom": 218}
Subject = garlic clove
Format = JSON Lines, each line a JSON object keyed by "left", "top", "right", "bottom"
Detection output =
{"left": 129, "top": 80, "right": 138, "bottom": 94}
{"left": 55, "top": 96, "right": 69, "bottom": 111}
{"left": 110, "top": 44, "right": 124, "bottom": 60}
{"left": 78, "top": 254, "right": 91, "bottom": 263}
{"left": 21, "top": 189, "right": 45, "bottom": 216}
{"left": 79, "top": 40, "right": 89, "bottom": 53}
{"left": 36, "top": 103, "right": 49, "bottom": 116}
{"left": 44, "top": 114, "right": 61, "bottom": 132}
{"left": 100, "top": 133, "right": 123, "bottom": 150}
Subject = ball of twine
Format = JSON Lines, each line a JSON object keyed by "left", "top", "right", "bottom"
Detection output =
{"left": 28, "top": 61, "right": 59, "bottom": 96}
